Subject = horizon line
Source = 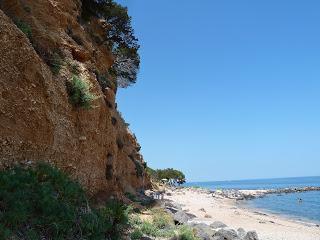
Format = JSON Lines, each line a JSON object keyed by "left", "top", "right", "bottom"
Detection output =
{"left": 187, "top": 175, "right": 320, "bottom": 184}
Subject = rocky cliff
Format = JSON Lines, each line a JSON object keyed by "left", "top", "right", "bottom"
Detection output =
{"left": 0, "top": 0, "right": 149, "bottom": 198}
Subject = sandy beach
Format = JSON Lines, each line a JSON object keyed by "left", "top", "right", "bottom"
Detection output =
{"left": 164, "top": 188, "right": 320, "bottom": 240}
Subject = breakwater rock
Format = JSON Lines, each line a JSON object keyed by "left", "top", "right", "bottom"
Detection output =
{"left": 212, "top": 186, "right": 320, "bottom": 200}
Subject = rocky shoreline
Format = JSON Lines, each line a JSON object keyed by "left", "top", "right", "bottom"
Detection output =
{"left": 162, "top": 200, "right": 260, "bottom": 240}
{"left": 153, "top": 186, "right": 320, "bottom": 240}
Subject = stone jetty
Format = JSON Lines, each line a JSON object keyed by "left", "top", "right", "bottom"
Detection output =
{"left": 211, "top": 186, "right": 320, "bottom": 200}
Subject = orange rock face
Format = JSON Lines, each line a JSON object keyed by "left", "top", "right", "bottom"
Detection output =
{"left": 0, "top": 0, "right": 149, "bottom": 197}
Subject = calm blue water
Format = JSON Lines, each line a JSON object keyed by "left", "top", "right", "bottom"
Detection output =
{"left": 185, "top": 176, "right": 320, "bottom": 223}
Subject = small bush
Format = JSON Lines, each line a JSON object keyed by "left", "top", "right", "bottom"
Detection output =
{"left": 69, "top": 61, "right": 80, "bottom": 75}
{"left": 139, "top": 221, "right": 159, "bottom": 237}
{"left": 130, "top": 229, "right": 143, "bottom": 240}
{"left": 177, "top": 226, "right": 199, "bottom": 240}
{"left": 134, "top": 160, "right": 144, "bottom": 178}
{"left": 0, "top": 163, "right": 131, "bottom": 239}
{"left": 66, "top": 75, "right": 95, "bottom": 109}
{"left": 128, "top": 155, "right": 144, "bottom": 178}
{"left": 130, "top": 209, "right": 174, "bottom": 238}
{"left": 151, "top": 209, "right": 174, "bottom": 229}
{"left": 15, "top": 19, "right": 32, "bottom": 40}
{"left": 50, "top": 52, "right": 64, "bottom": 75}
{"left": 100, "top": 200, "right": 132, "bottom": 238}
{"left": 130, "top": 209, "right": 199, "bottom": 239}
{"left": 32, "top": 45, "right": 64, "bottom": 75}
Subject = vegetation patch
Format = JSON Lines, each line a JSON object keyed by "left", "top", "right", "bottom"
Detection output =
{"left": 0, "top": 164, "right": 191, "bottom": 240}
{"left": 32, "top": 44, "right": 64, "bottom": 75}
{"left": 133, "top": 160, "right": 144, "bottom": 178}
{"left": 69, "top": 61, "right": 80, "bottom": 75}
{"left": 130, "top": 209, "right": 198, "bottom": 240}
{"left": 147, "top": 167, "right": 186, "bottom": 185}
{"left": 14, "top": 19, "right": 32, "bottom": 40}
{"left": 50, "top": 52, "right": 64, "bottom": 75}
{"left": 0, "top": 163, "right": 131, "bottom": 240}
{"left": 66, "top": 75, "right": 95, "bottom": 109}
{"left": 128, "top": 155, "right": 144, "bottom": 178}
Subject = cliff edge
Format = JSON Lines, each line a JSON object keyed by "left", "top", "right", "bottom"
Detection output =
{"left": 0, "top": 0, "right": 149, "bottom": 198}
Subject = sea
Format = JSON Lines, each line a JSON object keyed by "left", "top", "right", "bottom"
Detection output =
{"left": 184, "top": 176, "right": 320, "bottom": 223}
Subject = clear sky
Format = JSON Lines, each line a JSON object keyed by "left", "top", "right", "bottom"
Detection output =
{"left": 116, "top": 0, "right": 320, "bottom": 182}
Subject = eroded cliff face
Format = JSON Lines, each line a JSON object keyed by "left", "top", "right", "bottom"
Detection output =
{"left": 0, "top": 0, "right": 149, "bottom": 198}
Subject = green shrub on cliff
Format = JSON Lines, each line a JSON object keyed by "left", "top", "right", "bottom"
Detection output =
{"left": 81, "top": 0, "right": 140, "bottom": 88}
{"left": 0, "top": 163, "right": 130, "bottom": 240}
{"left": 14, "top": 19, "right": 32, "bottom": 40}
{"left": 50, "top": 52, "right": 64, "bottom": 75}
{"left": 66, "top": 75, "right": 95, "bottom": 109}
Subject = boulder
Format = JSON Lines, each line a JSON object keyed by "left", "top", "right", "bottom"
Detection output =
{"left": 164, "top": 201, "right": 183, "bottom": 215}
{"left": 210, "top": 221, "right": 227, "bottom": 229}
{"left": 173, "top": 210, "right": 191, "bottom": 224}
{"left": 141, "top": 237, "right": 154, "bottom": 240}
{"left": 212, "top": 236, "right": 225, "bottom": 240}
{"left": 186, "top": 212, "right": 197, "bottom": 219}
{"left": 166, "top": 207, "right": 179, "bottom": 214}
{"left": 237, "top": 228, "right": 246, "bottom": 238}
{"left": 213, "top": 229, "right": 240, "bottom": 240}
{"left": 190, "top": 223, "right": 215, "bottom": 240}
{"left": 243, "top": 231, "right": 259, "bottom": 240}
{"left": 164, "top": 201, "right": 183, "bottom": 211}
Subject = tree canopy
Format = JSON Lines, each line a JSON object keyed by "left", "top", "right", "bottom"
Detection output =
{"left": 81, "top": 0, "right": 140, "bottom": 88}
{"left": 147, "top": 167, "right": 186, "bottom": 185}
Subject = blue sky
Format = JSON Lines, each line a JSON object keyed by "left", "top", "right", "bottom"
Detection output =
{"left": 116, "top": 0, "right": 320, "bottom": 182}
